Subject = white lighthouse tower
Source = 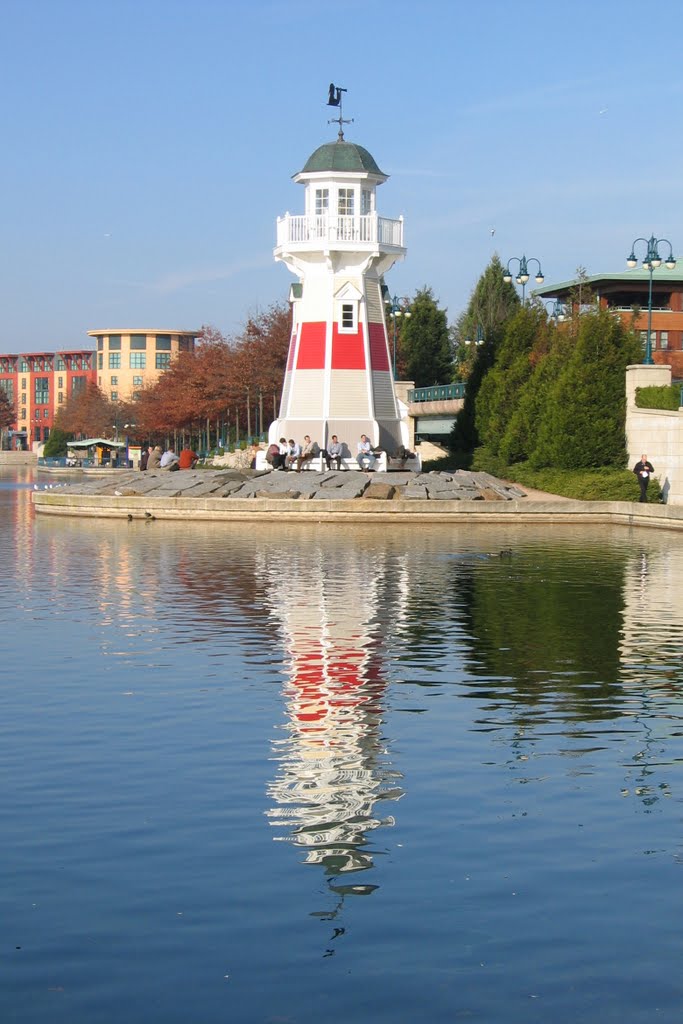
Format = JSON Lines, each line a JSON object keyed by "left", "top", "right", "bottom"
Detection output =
{"left": 270, "top": 101, "right": 407, "bottom": 456}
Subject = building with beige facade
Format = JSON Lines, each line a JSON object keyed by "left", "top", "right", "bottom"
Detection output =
{"left": 0, "top": 329, "right": 198, "bottom": 450}
{"left": 87, "top": 329, "right": 198, "bottom": 402}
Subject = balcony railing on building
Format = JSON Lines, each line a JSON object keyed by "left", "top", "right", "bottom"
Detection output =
{"left": 408, "top": 384, "right": 465, "bottom": 403}
{"left": 277, "top": 213, "right": 404, "bottom": 249}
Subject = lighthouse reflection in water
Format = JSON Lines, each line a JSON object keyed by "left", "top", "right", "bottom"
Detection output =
{"left": 262, "top": 545, "right": 405, "bottom": 895}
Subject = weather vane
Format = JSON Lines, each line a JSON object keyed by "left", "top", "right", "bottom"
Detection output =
{"left": 327, "top": 83, "right": 353, "bottom": 140}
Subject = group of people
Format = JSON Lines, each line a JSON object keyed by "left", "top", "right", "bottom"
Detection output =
{"left": 140, "top": 445, "right": 199, "bottom": 471}
{"left": 265, "top": 434, "right": 382, "bottom": 472}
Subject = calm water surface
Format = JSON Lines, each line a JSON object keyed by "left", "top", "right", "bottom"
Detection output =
{"left": 2, "top": 467, "right": 683, "bottom": 1023}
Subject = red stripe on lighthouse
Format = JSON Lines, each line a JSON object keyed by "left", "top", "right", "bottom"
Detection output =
{"left": 331, "top": 325, "right": 365, "bottom": 369}
{"left": 296, "top": 322, "right": 326, "bottom": 369}
{"left": 368, "top": 322, "right": 390, "bottom": 370}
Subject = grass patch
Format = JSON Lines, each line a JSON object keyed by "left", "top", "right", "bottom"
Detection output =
{"left": 422, "top": 447, "right": 663, "bottom": 502}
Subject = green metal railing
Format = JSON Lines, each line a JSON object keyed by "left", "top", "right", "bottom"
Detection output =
{"left": 407, "top": 383, "right": 465, "bottom": 403}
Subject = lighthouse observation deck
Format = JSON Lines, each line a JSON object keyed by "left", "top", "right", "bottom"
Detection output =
{"left": 276, "top": 212, "right": 404, "bottom": 251}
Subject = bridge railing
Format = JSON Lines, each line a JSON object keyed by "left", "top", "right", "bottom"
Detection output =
{"left": 407, "top": 383, "right": 465, "bottom": 403}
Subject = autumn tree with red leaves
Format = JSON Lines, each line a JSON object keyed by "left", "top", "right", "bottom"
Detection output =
{"left": 55, "top": 382, "right": 119, "bottom": 438}
{"left": 126, "top": 302, "right": 292, "bottom": 446}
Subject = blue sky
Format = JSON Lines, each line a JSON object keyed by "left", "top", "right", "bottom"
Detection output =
{"left": 1, "top": 0, "right": 682, "bottom": 353}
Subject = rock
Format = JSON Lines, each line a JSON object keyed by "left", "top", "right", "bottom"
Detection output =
{"left": 362, "top": 484, "right": 396, "bottom": 500}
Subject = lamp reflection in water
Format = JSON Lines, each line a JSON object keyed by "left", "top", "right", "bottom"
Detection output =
{"left": 263, "top": 547, "right": 405, "bottom": 895}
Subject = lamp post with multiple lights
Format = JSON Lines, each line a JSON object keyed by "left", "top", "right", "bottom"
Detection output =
{"left": 386, "top": 295, "right": 412, "bottom": 378}
{"left": 626, "top": 235, "right": 676, "bottom": 365}
{"left": 503, "top": 255, "right": 544, "bottom": 304}
{"left": 544, "top": 300, "right": 565, "bottom": 324}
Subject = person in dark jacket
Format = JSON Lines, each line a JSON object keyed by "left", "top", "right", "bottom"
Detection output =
{"left": 633, "top": 454, "right": 654, "bottom": 502}
{"left": 140, "top": 445, "right": 150, "bottom": 471}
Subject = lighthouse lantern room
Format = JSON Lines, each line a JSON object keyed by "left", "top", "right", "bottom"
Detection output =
{"left": 270, "top": 91, "right": 408, "bottom": 455}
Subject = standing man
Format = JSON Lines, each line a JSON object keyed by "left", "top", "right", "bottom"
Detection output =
{"left": 356, "top": 434, "right": 377, "bottom": 472}
{"left": 633, "top": 453, "right": 654, "bottom": 503}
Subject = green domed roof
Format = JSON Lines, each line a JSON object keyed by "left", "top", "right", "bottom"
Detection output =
{"left": 300, "top": 140, "right": 385, "bottom": 176}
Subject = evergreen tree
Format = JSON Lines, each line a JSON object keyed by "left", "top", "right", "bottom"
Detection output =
{"left": 400, "top": 287, "right": 452, "bottom": 387}
{"left": 43, "top": 428, "right": 70, "bottom": 458}
{"left": 450, "top": 255, "right": 520, "bottom": 456}
{"left": 475, "top": 304, "right": 547, "bottom": 455}
{"left": 531, "top": 309, "right": 641, "bottom": 469}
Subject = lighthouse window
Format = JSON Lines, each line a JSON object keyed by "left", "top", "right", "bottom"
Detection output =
{"left": 315, "top": 189, "right": 329, "bottom": 215}
{"left": 340, "top": 303, "right": 357, "bottom": 333}
{"left": 338, "top": 189, "right": 354, "bottom": 216}
{"left": 361, "top": 189, "right": 373, "bottom": 215}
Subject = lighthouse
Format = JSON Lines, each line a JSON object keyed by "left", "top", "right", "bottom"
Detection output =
{"left": 270, "top": 97, "right": 408, "bottom": 457}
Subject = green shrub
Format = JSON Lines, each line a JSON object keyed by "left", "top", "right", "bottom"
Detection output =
{"left": 498, "top": 462, "right": 662, "bottom": 502}
{"left": 635, "top": 385, "right": 682, "bottom": 410}
{"left": 43, "top": 428, "right": 70, "bottom": 458}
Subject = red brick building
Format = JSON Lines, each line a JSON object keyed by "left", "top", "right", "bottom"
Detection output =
{"left": 535, "top": 267, "right": 683, "bottom": 377}
{"left": 0, "top": 349, "right": 96, "bottom": 449}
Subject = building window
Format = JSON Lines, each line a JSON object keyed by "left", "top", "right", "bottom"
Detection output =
{"left": 56, "top": 358, "right": 65, "bottom": 371}
{"left": 132, "top": 375, "right": 142, "bottom": 386}
{"left": 338, "top": 188, "right": 354, "bottom": 216}
{"left": 20, "top": 409, "right": 26, "bottom": 419}
{"left": 155, "top": 353, "right": 171, "bottom": 369}
{"left": 0, "top": 379, "right": 13, "bottom": 402}
{"left": 361, "top": 189, "right": 373, "bottom": 215}
{"left": 130, "top": 353, "right": 146, "bottom": 369}
{"left": 35, "top": 377, "right": 49, "bottom": 404}
{"left": 109, "top": 352, "right": 121, "bottom": 369}
{"left": 110, "top": 376, "right": 118, "bottom": 386}
{"left": 72, "top": 376, "right": 86, "bottom": 395}
{"left": 660, "top": 331, "right": 669, "bottom": 350}
{"left": 21, "top": 378, "right": 26, "bottom": 389}
{"left": 44, "top": 427, "right": 50, "bottom": 441}
{"left": 640, "top": 331, "right": 648, "bottom": 351}
{"left": 97, "top": 336, "right": 104, "bottom": 350}
{"left": 108, "top": 335, "right": 121, "bottom": 350}
{"left": 98, "top": 376, "right": 101, "bottom": 387}
{"left": 58, "top": 392, "right": 64, "bottom": 404}
{"left": 35, "top": 427, "right": 41, "bottom": 441}
{"left": 21, "top": 394, "right": 26, "bottom": 405}
{"left": 35, "top": 409, "right": 40, "bottom": 420}
{"left": 111, "top": 391, "right": 118, "bottom": 401}
{"left": 20, "top": 360, "right": 29, "bottom": 373}
{"left": 155, "top": 335, "right": 171, "bottom": 350}
{"left": 132, "top": 391, "right": 141, "bottom": 400}
{"left": 57, "top": 376, "right": 63, "bottom": 388}
{"left": 98, "top": 353, "right": 103, "bottom": 369}
{"left": 340, "top": 303, "right": 357, "bottom": 333}
{"left": 315, "top": 189, "right": 329, "bottom": 215}
{"left": 130, "top": 334, "right": 146, "bottom": 350}
{"left": 43, "top": 408, "right": 49, "bottom": 418}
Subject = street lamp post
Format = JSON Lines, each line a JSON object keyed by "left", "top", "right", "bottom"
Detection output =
{"left": 544, "top": 300, "right": 565, "bottom": 324}
{"left": 464, "top": 324, "right": 485, "bottom": 348}
{"left": 626, "top": 235, "right": 676, "bottom": 365}
{"left": 386, "top": 295, "right": 412, "bottom": 378}
{"left": 503, "top": 255, "right": 545, "bottom": 304}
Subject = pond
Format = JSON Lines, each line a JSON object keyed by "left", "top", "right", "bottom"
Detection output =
{"left": 2, "top": 466, "right": 683, "bottom": 1023}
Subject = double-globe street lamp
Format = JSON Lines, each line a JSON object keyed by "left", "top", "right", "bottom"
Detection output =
{"left": 503, "top": 255, "right": 544, "bottom": 304}
{"left": 544, "top": 300, "right": 565, "bottom": 324}
{"left": 386, "top": 295, "right": 412, "bottom": 378}
{"left": 626, "top": 235, "right": 676, "bottom": 365}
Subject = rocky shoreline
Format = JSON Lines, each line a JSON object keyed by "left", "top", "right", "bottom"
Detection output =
{"left": 45, "top": 467, "right": 529, "bottom": 502}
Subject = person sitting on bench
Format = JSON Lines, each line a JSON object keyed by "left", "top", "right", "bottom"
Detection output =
{"left": 296, "top": 435, "right": 318, "bottom": 471}
{"left": 326, "top": 435, "right": 345, "bottom": 470}
{"left": 356, "top": 434, "right": 377, "bottom": 471}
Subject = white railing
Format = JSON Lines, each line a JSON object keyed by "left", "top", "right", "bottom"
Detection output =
{"left": 276, "top": 213, "right": 403, "bottom": 248}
